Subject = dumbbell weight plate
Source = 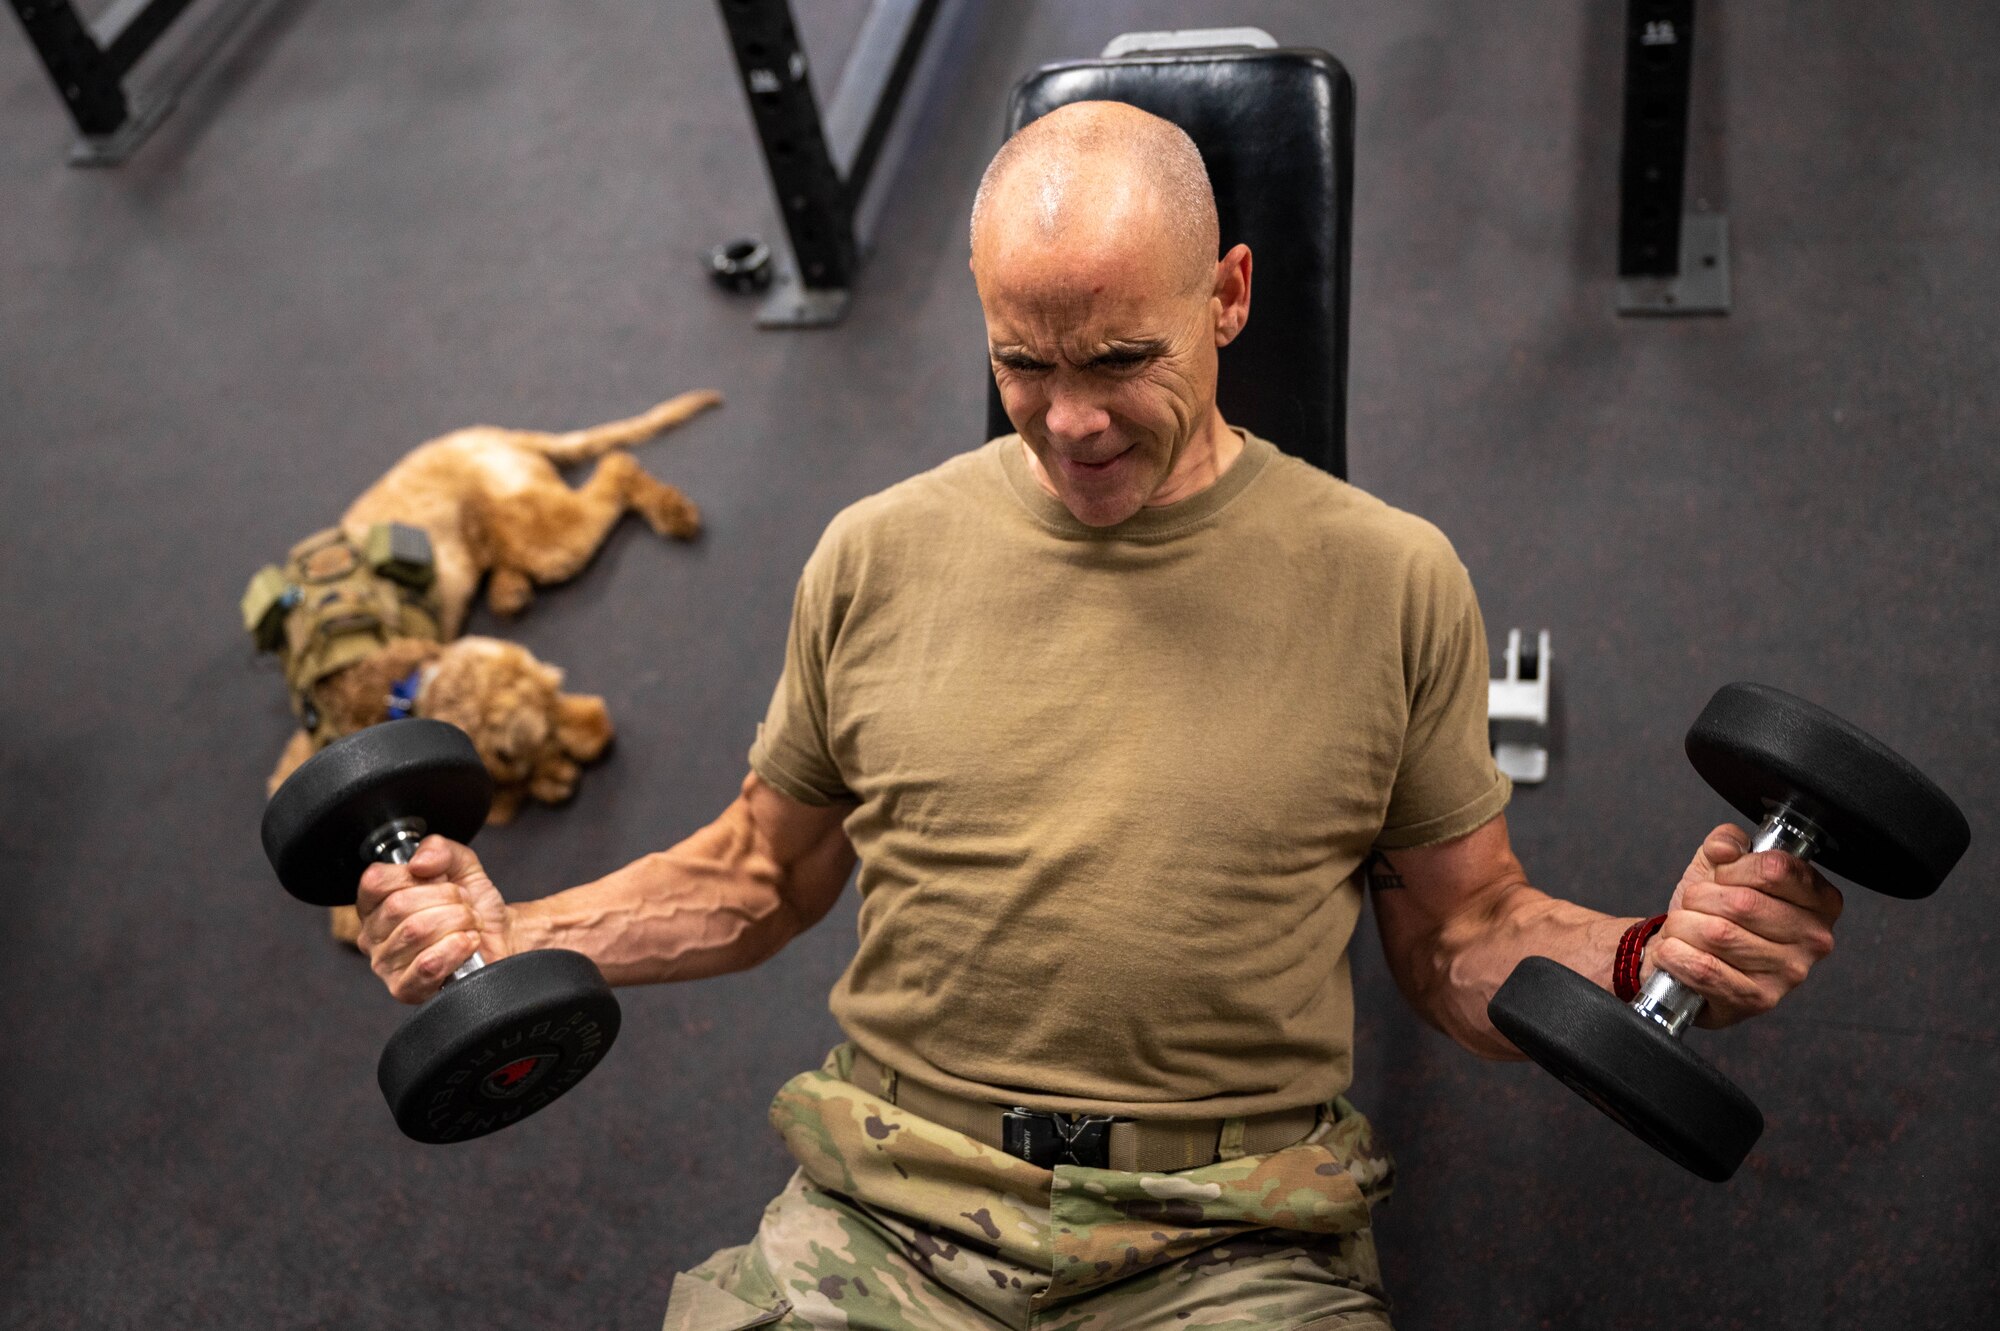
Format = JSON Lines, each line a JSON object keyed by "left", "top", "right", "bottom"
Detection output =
{"left": 1686, "top": 684, "right": 1969, "bottom": 899}
{"left": 261, "top": 719, "right": 494, "bottom": 906}
{"left": 378, "top": 948, "right": 621, "bottom": 1145}
{"left": 1489, "top": 957, "right": 1763, "bottom": 1182}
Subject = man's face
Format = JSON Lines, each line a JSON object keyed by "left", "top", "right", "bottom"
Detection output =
{"left": 975, "top": 228, "right": 1222, "bottom": 527}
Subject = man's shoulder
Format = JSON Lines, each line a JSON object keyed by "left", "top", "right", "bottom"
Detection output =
{"left": 1250, "top": 444, "right": 1461, "bottom": 572}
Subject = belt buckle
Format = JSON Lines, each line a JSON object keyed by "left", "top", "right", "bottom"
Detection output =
{"left": 1002, "top": 1108, "right": 1118, "bottom": 1168}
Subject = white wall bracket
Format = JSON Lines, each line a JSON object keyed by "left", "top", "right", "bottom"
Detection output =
{"left": 1489, "top": 629, "right": 1552, "bottom": 784}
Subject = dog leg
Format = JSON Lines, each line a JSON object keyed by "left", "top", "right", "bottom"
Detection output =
{"left": 483, "top": 451, "right": 689, "bottom": 594}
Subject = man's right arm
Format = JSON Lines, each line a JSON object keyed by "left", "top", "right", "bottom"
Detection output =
{"left": 356, "top": 771, "right": 857, "bottom": 1002}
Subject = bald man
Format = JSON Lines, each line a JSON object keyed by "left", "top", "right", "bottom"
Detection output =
{"left": 355, "top": 103, "right": 1842, "bottom": 1329}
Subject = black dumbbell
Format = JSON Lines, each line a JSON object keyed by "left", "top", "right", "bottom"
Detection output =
{"left": 261, "top": 718, "right": 621, "bottom": 1144}
{"left": 1488, "top": 683, "right": 1968, "bottom": 1181}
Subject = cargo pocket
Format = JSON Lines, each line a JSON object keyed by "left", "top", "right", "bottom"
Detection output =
{"left": 661, "top": 1272, "right": 792, "bottom": 1330}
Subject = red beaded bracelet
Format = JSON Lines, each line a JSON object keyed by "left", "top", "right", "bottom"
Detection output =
{"left": 1613, "top": 914, "right": 1669, "bottom": 1002}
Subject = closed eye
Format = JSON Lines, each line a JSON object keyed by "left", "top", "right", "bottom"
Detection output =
{"left": 993, "top": 350, "right": 1159, "bottom": 374}
{"left": 992, "top": 351, "right": 1052, "bottom": 373}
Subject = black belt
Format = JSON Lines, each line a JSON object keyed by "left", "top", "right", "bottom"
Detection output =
{"left": 847, "top": 1048, "right": 1320, "bottom": 1172}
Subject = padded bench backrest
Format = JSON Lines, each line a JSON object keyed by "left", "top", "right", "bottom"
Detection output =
{"left": 984, "top": 44, "right": 1356, "bottom": 478}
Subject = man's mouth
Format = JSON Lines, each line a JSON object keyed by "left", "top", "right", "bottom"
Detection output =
{"left": 1059, "top": 444, "right": 1131, "bottom": 475}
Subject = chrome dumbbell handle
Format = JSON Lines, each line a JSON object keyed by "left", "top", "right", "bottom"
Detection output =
{"left": 1629, "top": 807, "right": 1827, "bottom": 1037}
{"left": 362, "top": 817, "right": 488, "bottom": 984}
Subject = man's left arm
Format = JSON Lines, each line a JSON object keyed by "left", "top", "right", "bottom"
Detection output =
{"left": 1367, "top": 813, "right": 1844, "bottom": 1059}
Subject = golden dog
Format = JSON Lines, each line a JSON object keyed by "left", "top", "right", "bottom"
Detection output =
{"left": 255, "top": 390, "right": 718, "bottom": 941}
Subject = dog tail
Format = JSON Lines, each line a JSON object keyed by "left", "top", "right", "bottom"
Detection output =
{"left": 512, "top": 390, "right": 723, "bottom": 464}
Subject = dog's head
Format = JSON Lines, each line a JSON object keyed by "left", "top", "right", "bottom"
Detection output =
{"left": 418, "top": 637, "right": 614, "bottom": 822}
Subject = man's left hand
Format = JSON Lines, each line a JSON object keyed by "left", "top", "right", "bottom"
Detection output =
{"left": 1649, "top": 824, "right": 1844, "bottom": 1027}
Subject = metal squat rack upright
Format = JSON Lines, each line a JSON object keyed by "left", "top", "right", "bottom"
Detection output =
{"left": 1616, "top": 0, "right": 1730, "bottom": 315}
{"left": 713, "top": 0, "right": 951, "bottom": 327}
{"left": 8, "top": 0, "right": 269, "bottom": 165}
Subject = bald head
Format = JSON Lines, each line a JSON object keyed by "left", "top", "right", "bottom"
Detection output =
{"left": 969, "top": 102, "right": 1252, "bottom": 528}
{"left": 969, "top": 101, "right": 1219, "bottom": 292}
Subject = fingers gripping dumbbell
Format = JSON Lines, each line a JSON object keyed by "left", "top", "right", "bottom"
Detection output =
{"left": 261, "top": 719, "right": 621, "bottom": 1144}
{"left": 1488, "top": 683, "right": 1969, "bottom": 1182}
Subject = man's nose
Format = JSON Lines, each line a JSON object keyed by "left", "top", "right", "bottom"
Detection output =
{"left": 1043, "top": 382, "right": 1110, "bottom": 443}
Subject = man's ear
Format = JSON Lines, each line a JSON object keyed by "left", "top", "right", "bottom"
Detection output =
{"left": 1212, "top": 243, "right": 1253, "bottom": 347}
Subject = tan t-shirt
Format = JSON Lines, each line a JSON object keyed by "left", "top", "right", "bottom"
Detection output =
{"left": 750, "top": 431, "right": 1510, "bottom": 1119}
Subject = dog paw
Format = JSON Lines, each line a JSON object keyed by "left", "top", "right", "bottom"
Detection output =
{"left": 530, "top": 756, "right": 581, "bottom": 805}
{"left": 488, "top": 567, "right": 534, "bottom": 616}
{"left": 637, "top": 483, "right": 701, "bottom": 540}
{"left": 652, "top": 491, "right": 708, "bottom": 539}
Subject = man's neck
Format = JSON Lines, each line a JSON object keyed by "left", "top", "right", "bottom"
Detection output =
{"left": 1145, "top": 409, "right": 1242, "bottom": 507}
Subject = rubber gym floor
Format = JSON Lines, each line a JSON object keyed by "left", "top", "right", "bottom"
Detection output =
{"left": 2, "top": 2, "right": 1995, "bottom": 1328}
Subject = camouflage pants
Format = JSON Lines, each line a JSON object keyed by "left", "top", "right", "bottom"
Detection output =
{"left": 663, "top": 1046, "right": 1396, "bottom": 1331}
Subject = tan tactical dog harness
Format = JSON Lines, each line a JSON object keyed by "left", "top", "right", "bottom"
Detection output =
{"left": 241, "top": 524, "right": 443, "bottom": 742}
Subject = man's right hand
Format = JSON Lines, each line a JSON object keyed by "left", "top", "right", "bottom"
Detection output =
{"left": 356, "top": 836, "right": 514, "bottom": 1004}
{"left": 345, "top": 772, "right": 855, "bottom": 996}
